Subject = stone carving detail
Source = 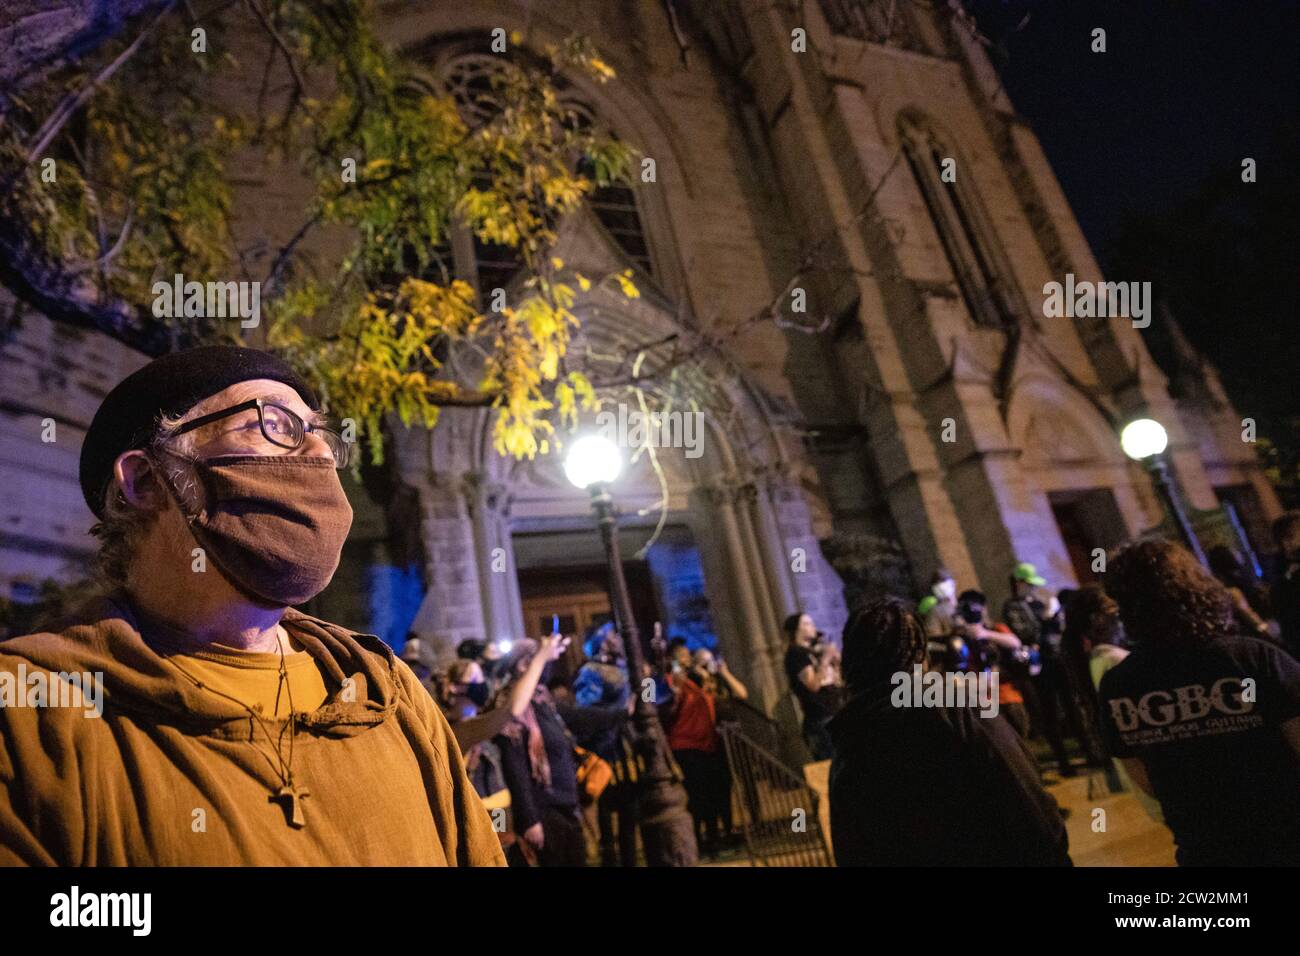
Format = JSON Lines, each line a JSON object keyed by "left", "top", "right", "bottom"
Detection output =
{"left": 460, "top": 471, "right": 513, "bottom": 516}
{"left": 702, "top": 473, "right": 761, "bottom": 509}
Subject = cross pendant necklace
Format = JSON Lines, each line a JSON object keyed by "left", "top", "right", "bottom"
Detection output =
{"left": 166, "top": 627, "right": 311, "bottom": 830}
{"left": 271, "top": 783, "right": 311, "bottom": 829}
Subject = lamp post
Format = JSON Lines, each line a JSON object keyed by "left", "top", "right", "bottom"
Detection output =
{"left": 1121, "top": 418, "right": 1208, "bottom": 566}
{"left": 564, "top": 434, "right": 698, "bottom": 867}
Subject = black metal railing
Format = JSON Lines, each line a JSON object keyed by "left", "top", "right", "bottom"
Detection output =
{"left": 718, "top": 722, "right": 833, "bottom": 866}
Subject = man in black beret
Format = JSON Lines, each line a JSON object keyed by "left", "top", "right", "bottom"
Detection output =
{"left": 0, "top": 345, "right": 505, "bottom": 866}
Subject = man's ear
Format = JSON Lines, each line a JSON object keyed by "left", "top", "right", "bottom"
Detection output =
{"left": 113, "top": 450, "right": 166, "bottom": 510}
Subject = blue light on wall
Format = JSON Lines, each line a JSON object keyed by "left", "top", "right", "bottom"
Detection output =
{"left": 366, "top": 562, "right": 424, "bottom": 651}
{"left": 645, "top": 535, "right": 717, "bottom": 651}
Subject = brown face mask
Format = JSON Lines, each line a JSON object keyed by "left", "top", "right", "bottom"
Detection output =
{"left": 153, "top": 452, "right": 353, "bottom": 607}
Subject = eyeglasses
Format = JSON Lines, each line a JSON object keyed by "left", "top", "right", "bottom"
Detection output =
{"left": 171, "top": 398, "right": 351, "bottom": 468}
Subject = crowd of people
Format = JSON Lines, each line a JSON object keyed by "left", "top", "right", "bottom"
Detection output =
{"left": 10, "top": 343, "right": 1293, "bottom": 870}
{"left": 397, "top": 517, "right": 1300, "bottom": 868}
{"left": 824, "top": 523, "right": 1300, "bottom": 867}
{"left": 403, "top": 621, "right": 751, "bottom": 866}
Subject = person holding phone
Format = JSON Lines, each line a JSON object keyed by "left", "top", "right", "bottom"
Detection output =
{"left": 572, "top": 623, "right": 639, "bottom": 866}
{"left": 665, "top": 646, "right": 749, "bottom": 856}
{"left": 494, "top": 634, "right": 593, "bottom": 866}
{"left": 783, "top": 612, "right": 841, "bottom": 760}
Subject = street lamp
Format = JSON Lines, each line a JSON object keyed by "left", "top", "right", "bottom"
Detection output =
{"left": 1120, "top": 418, "right": 1208, "bottom": 566}
{"left": 564, "top": 434, "right": 698, "bottom": 866}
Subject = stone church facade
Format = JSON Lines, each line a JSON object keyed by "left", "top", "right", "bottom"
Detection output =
{"left": 0, "top": 1, "right": 1281, "bottom": 737}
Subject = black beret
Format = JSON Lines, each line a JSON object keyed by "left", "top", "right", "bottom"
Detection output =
{"left": 79, "top": 345, "right": 319, "bottom": 518}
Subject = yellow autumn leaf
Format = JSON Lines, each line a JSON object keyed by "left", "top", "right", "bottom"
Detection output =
{"left": 615, "top": 273, "right": 640, "bottom": 299}
{"left": 556, "top": 382, "right": 576, "bottom": 428}
{"left": 588, "top": 58, "right": 616, "bottom": 82}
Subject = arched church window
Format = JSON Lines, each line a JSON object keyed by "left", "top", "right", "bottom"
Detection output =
{"left": 426, "top": 49, "right": 655, "bottom": 294}
{"left": 565, "top": 101, "right": 655, "bottom": 277}
{"left": 432, "top": 51, "right": 524, "bottom": 297}
{"left": 441, "top": 52, "right": 509, "bottom": 126}
{"left": 899, "top": 114, "right": 1022, "bottom": 328}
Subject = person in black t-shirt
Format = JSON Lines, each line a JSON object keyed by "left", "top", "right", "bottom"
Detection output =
{"left": 783, "top": 612, "right": 841, "bottom": 760}
{"left": 1099, "top": 539, "right": 1300, "bottom": 866}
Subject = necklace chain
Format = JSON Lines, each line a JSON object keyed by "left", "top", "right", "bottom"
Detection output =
{"left": 165, "top": 628, "right": 308, "bottom": 827}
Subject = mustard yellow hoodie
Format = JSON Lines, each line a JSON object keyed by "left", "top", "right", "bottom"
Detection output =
{"left": 0, "top": 597, "right": 505, "bottom": 866}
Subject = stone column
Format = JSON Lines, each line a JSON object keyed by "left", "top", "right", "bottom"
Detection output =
{"left": 465, "top": 474, "right": 526, "bottom": 644}
{"left": 496, "top": 506, "right": 527, "bottom": 640}
{"left": 464, "top": 473, "right": 501, "bottom": 645}
{"left": 699, "top": 479, "right": 782, "bottom": 712}
{"left": 486, "top": 483, "right": 526, "bottom": 640}
{"left": 733, "top": 479, "right": 784, "bottom": 655}
{"left": 753, "top": 469, "right": 800, "bottom": 618}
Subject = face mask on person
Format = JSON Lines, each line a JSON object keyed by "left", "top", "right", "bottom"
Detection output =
{"left": 153, "top": 452, "right": 353, "bottom": 606}
{"left": 934, "top": 579, "right": 956, "bottom": 603}
{"left": 465, "top": 681, "right": 491, "bottom": 708}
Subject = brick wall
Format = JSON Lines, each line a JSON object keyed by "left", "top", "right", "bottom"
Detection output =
{"left": 0, "top": 304, "right": 148, "bottom": 595}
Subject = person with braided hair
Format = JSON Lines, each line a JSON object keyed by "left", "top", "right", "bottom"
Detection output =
{"left": 828, "top": 598, "right": 1071, "bottom": 866}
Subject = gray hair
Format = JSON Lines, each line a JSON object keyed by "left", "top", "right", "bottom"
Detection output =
{"left": 89, "top": 412, "right": 199, "bottom": 590}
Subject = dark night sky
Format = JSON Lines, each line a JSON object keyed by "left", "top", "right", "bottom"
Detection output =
{"left": 963, "top": 0, "right": 1300, "bottom": 424}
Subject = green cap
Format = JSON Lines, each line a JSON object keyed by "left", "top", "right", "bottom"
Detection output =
{"left": 1012, "top": 562, "right": 1046, "bottom": 587}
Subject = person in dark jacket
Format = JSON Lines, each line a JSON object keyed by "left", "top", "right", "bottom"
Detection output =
{"left": 442, "top": 634, "right": 568, "bottom": 801}
{"left": 829, "top": 598, "right": 1071, "bottom": 866}
{"left": 571, "top": 629, "right": 640, "bottom": 867}
{"left": 495, "top": 639, "right": 587, "bottom": 867}
{"left": 1003, "top": 563, "right": 1082, "bottom": 776}
{"left": 496, "top": 638, "right": 633, "bottom": 867}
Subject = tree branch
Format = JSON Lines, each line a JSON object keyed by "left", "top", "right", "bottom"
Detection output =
{"left": 0, "top": 0, "right": 170, "bottom": 110}
{"left": 19, "top": 0, "right": 177, "bottom": 168}
{"left": 0, "top": 208, "right": 166, "bottom": 354}
{"left": 242, "top": 0, "right": 306, "bottom": 133}
{"left": 262, "top": 210, "right": 322, "bottom": 298}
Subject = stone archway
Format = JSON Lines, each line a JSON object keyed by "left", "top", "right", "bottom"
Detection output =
{"left": 392, "top": 273, "right": 847, "bottom": 733}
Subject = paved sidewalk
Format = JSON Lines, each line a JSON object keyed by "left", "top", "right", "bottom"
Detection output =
{"left": 1046, "top": 772, "right": 1176, "bottom": 867}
